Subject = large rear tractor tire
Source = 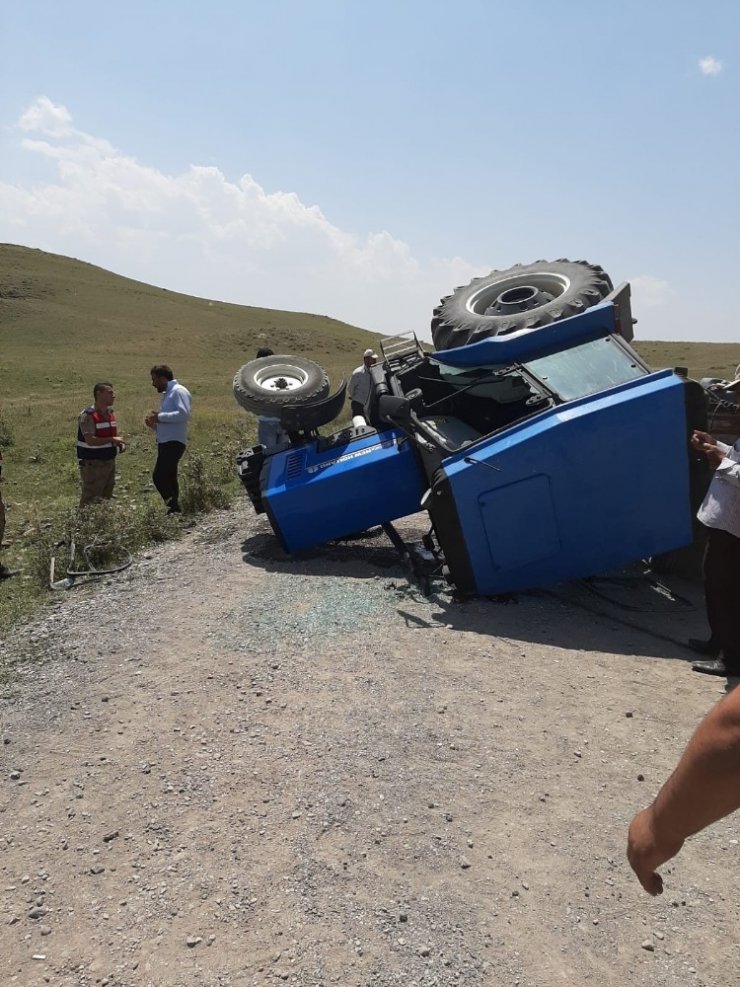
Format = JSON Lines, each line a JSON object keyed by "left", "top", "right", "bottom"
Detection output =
{"left": 431, "top": 259, "right": 613, "bottom": 351}
{"left": 233, "top": 355, "right": 330, "bottom": 416}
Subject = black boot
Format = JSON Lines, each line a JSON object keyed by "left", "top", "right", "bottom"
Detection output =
{"left": 692, "top": 659, "right": 740, "bottom": 677}
{"left": 0, "top": 564, "right": 17, "bottom": 580}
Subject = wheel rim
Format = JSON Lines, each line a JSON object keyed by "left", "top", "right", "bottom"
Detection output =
{"left": 253, "top": 364, "right": 310, "bottom": 393}
{"left": 465, "top": 272, "right": 571, "bottom": 317}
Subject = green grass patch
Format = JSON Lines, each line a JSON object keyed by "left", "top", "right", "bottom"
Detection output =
{"left": 0, "top": 244, "right": 378, "bottom": 637}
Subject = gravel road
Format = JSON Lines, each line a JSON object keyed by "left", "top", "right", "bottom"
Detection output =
{"left": 1, "top": 503, "right": 738, "bottom": 987}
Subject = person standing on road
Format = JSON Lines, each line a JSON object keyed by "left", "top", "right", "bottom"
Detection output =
{"left": 688, "top": 428, "right": 740, "bottom": 677}
{"left": 77, "top": 382, "right": 125, "bottom": 508}
{"left": 627, "top": 684, "right": 740, "bottom": 895}
{"left": 347, "top": 348, "right": 378, "bottom": 420}
{"left": 0, "top": 448, "right": 17, "bottom": 580}
{"left": 145, "top": 365, "right": 192, "bottom": 515}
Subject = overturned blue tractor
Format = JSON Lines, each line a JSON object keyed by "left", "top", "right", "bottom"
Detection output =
{"left": 233, "top": 260, "right": 704, "bottom": 596}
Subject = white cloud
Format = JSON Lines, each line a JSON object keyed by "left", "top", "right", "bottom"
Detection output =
{"left": 19, "top": 95, "right": 74, "bottom": 135}
{"left": 698, "top": 56, "right": 723, "bottom": 76}
{"left": 0, "top": 97, "right": 483, "bottom": 339}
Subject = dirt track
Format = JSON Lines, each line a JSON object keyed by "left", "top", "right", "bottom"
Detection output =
{"left": 1, "top": 505, "right": 738, "bottom": 986}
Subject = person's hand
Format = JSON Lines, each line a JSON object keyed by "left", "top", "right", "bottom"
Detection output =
{"left": 691, "top": 430, "right": 717, "bottom": 450}
{"left": 691, "top": 431, "right": 724, "bottom": 466}
{"left": 627, "top": 807, "right": 684, "bottom": 895}
{"left": 144, "top": 412, "right": 157, "bottom": 429}
{"left": 112, "top": 436, "right": 125, "bottom": 447}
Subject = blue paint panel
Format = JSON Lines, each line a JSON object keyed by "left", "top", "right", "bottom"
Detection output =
{"left": 479, "top": 475, "right": 561, "bottom": 570}
{"left": 439, "top": 370, "right": 692, "bottom": 594}
{"left": 264, "top": 429, "right": 425, "bottom": 553}
{"left": 433, "top": 301, "right": 617, "bottom": 367}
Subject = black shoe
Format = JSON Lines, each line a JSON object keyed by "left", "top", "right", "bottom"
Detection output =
{"left": 166, "top": 503, "right": 182, "bottom": 515}
{"left": 688, "top": 637, "right": 721, "bottom": 657}
{"left": 0, "top": 564, "right": 18, "bottom": 580}
{"left": 692, "top": 659, "right": 740, "bottom": 677}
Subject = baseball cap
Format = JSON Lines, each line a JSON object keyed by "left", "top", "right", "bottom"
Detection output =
{"left": 363, "top": 348, "right": 378, "bottom": 359}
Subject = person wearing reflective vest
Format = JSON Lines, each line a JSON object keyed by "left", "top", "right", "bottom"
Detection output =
{"left": 77, "top": 382, "right": 125, "bottom": 507}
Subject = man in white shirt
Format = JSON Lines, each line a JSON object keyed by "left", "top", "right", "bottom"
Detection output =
{"left": 690, "top": 429, "right": 740, "bottom": 676}
{"left": 347, "top": 348, "right": 378, "bottom": 420}
{"left": 145, "top": 365, "right": 192, "bottom": 514}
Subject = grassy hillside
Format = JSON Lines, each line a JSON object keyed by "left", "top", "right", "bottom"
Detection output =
{"left": 0, "top": 244, "right": 380, "bottom": 503}
{"left": 0, "top": 243, "right": 381, "bottom": 631}
{"left": 1, "top": 243, "right": 738, "bottom": 632}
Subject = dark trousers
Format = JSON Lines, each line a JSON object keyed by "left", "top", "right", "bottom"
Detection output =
{"left": 703, "top": 526, "right": 740, "bottom": 666}
{"left": 153, "top": 441, "right": 185, "bottom": 509}
{"left": 350, "top": 400, "right": 365, "bottom": 418}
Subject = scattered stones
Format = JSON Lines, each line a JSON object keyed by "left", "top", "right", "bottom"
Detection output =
{"left": 641, "top": 940, "right": 655, "bottom": 952}
{"left": 0, "top": 503, "right": 734, "bottom": 985}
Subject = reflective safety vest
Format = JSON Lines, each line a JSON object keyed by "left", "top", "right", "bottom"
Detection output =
{"left": 77, "top": 407, "right": 118, "bottom": 460}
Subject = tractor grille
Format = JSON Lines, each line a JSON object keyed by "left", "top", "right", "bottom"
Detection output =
{"left": 286, "top": 451, "right": 306, "bottom": 479}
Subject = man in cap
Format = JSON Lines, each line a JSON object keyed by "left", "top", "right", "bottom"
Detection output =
{"left": 347, "top": 348, "right": 378, "bottom": 420}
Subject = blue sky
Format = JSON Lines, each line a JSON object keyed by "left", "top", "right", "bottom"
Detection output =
{"left": 1, "top": 0, "right": 738, "bottom": 343}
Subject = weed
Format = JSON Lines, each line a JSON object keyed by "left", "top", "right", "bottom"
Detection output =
{"left": 180, "top": 453, "right": 233, "bottom": 515}
{"left": 26, "top": 501, "right": 181, "bottom": 591}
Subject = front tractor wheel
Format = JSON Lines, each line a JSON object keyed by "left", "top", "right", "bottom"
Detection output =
{"left": 233, "top": 355, "right": 330, "bottom": 416}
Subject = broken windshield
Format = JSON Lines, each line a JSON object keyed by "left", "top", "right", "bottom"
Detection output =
{"left": 523, "top": 336, "right": 645, "bottom": 402}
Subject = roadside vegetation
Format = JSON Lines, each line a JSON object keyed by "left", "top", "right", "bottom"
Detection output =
{"left": 0, "top": 244, "right": 374, "bottom": 633}
{"left": 1, "top": 243, "right": 738, "bottom": 634}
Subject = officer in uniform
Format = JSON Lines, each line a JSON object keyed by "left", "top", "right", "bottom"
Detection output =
{"left": 77, "top": 382, "right": 125, "bottom": 507}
